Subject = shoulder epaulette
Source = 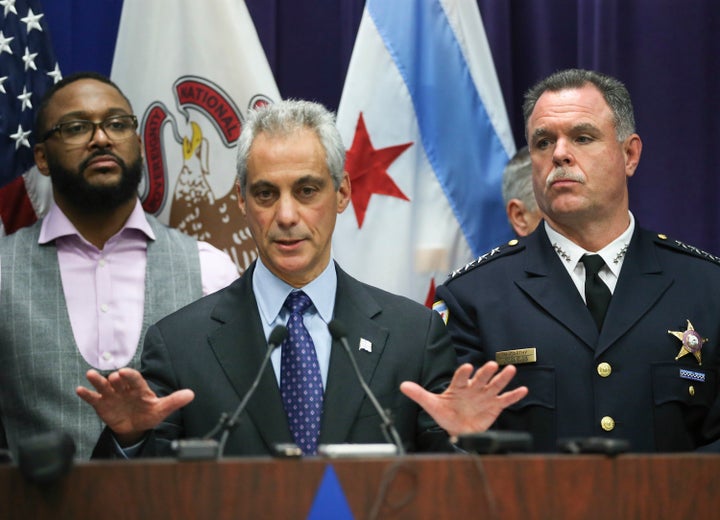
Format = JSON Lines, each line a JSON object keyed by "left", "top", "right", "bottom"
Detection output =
{"left": 444, "top": 238, "right": 525, "bottom": 283}
{"left": 654, "top": 233, "right": 720, "bottom": 267}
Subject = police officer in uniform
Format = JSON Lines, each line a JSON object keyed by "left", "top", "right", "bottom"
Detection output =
{"left": 434, "top": 69, "right": 720, "bottom": 452}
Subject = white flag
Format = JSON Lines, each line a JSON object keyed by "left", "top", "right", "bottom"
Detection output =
{"left": 111, "top": 0, "right": 281, "bottom": 272}
{"left": 333, "top": 0, "right": 515, "bottom": 305}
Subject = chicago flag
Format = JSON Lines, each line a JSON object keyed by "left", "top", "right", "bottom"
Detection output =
{"left": 333, "top": 0, "right": 515, "bottom": 305}
{"left": 111, "top": 0, "right": 280, "bottom": 273}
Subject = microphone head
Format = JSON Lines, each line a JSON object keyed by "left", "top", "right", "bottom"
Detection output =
{"left": 327, "top": 319, "right": 347, "bottom": 340}
{"left": 268, "top": 325, "right": 288, "bottom": 346}
{"left": 18, "top": 431, "right": 76, "bottom": 483}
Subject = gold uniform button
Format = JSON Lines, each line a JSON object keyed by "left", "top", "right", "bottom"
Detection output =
{"left": 508, "top": 239, "right": 519, "bottom": 246}
{"left": 601, "top": 416, "right": 615, "bottom": 431}
{"left": 597, "top": 362, "right": 612, "bottom": 377}
{"left": 689, "top": 385, "right": 695, "bottom": 396}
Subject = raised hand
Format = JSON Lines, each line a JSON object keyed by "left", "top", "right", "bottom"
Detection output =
{"left": 400, "top": 362, "right": 528, "bottom": 437}
{"left": 76, "top": 368, "right": 195, "bottom": 446}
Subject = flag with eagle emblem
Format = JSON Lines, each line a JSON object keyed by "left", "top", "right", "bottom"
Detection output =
{"left": 111, "top": 0, "right": 280, "bottom": 273}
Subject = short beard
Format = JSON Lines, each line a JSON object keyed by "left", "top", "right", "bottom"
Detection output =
{"left": 48, "top": 149, "right": 143, "bottom": 215}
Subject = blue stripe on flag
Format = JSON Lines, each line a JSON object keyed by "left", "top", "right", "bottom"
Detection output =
{"left": 367, "top": 0, "right": 511, "bottom": 256}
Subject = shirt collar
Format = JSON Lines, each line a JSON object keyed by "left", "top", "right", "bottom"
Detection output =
{"left": 252, "top": 257, "right": 337, "bottom": 326}
{"left": 545, "top": 211, "right": 635, "bottom": 277}
{"left": 38, "top": 198, "right": 155, "bottom": 245}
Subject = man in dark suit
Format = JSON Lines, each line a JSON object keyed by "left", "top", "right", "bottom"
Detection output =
{"left": 77, "top": 99, "right": 527, "bottom": 457}
{"left": 434, "top": 69, "right": 720, "bottom": 452}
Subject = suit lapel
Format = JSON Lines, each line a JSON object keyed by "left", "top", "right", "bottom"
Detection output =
{"left": 204, "top": 263, "right": 407, "bottom": 447}
{"left": 207, "top": 264, "right": 293, "bottom": 447}
{"left": 516, "top": 227, "right": 673, "bottom": 356}
{"left": 319, "top": 266, "right": 387, "bottom": 444}
{"left": 597, "top": 228, "right": 671, "bottom": 355}
{"left": 515, "top": 228, "right": 599, "bottom": 348}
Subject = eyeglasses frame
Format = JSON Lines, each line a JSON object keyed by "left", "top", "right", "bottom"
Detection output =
{"left": 40, "top": 114, "right": 139, "bottom": 144}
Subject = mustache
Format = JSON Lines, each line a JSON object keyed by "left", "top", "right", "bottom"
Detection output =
{"left": 79, "top": 148, "right": 125, "bottom": 171}
{"left": 545, "top": 167, "right": 585, "bottom": 188}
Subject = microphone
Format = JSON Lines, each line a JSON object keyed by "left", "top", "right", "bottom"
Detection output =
{"left": 327, "top": 319, "right": 406, "bottom": 455}
{"left": 173, "top": 325, "right": 288, "bottom": 460}
{"left": 17, "top": 431, "right": 76, "bottom": 483}
{"left": 216, "top": 324, "right": 288, "bottom": 457}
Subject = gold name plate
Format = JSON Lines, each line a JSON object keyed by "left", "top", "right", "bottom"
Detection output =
{"left": 496, "top": 348, "right": 537, "bottom": 366}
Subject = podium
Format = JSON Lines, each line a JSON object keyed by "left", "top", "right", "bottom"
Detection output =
{"left": 1, "top": 453, "right": 718, "bottom": 519}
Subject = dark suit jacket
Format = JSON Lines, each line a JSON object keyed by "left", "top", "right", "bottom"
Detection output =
{"left": 95, "top": 262, "right": 455, "bottom": 457}
{"left": 436, "top": 224, "right": 720, "bottom": 452}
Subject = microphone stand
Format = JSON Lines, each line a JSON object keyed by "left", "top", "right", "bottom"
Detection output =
{"left": 173, "top": 325, "right": 288, "bottom": 460}
{"left": 328, "top": 319, "right": 406, "bottom": 456}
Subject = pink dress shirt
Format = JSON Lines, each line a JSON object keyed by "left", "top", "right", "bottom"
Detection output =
{"left": 37, "top": 200, "right": 239, "bottom": 370}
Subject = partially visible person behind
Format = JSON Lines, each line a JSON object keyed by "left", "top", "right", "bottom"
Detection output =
{"left": 501, "top": 146, "right": 542, "bottom": 237}
{"left": 0, "top": 72, "right": 238, "bottom": 460}
{"left": 434, "top": 69, "right": 720, "bottom": 452}
{"left": 77, "top": 99, "right": 527, "bottom": 458}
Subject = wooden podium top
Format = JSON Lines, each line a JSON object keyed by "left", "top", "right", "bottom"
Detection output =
{"left": 1, "top": 453, "right": 718, "bottom": 519}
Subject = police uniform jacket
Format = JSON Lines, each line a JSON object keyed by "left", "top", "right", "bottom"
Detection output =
{"left": 435, "top": 223, "right": 720, "bottom": 452}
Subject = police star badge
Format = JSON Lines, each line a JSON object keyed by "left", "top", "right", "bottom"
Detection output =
{"left": 668, "top": 320, "right": 707, "bottom": 365}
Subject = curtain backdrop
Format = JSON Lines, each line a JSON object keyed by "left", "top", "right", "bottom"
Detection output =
{"left": 42, "top": 0, "right": 720, "bottom": 255}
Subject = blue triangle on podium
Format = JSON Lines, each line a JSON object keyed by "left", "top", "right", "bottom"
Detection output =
{"left": 306, "top": 465, "right": 354, "bottom": 520}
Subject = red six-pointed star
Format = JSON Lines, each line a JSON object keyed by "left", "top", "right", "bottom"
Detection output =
{"left": 345, "top": 112, "right": 412, "bottom": 228}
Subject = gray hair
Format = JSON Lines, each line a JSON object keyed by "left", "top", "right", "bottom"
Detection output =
{"left": 501, "top": 146, "right": 537, "bottom": 212}
{"left": 236, "top": 99, "right": 346, "bottom": 196}
{"left": 522, "top": 69, "right": 636, "bottom": 142}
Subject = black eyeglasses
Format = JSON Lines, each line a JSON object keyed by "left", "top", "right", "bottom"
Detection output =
{"left": 40, "top": 115, "right": 138, "bottom": 145}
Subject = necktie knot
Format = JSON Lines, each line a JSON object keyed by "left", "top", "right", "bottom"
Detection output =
{"left": 284, "top": 290, "right": 313, "bottom": 315}
{"left": 581, "top": 254, "right": 605, "bottom": 275}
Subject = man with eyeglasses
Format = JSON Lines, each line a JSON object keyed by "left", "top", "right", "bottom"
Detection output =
{"left": 0, "top": 72, "right": 238, "bottom": 460}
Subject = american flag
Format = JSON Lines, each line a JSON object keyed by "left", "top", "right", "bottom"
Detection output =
{"left": 0, "top": 0, "right": 59, "bottom": 235}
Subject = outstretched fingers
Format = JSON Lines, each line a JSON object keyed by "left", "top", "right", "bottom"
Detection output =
{"left": 499, "top": 385, "right": 529, "bottom": 407}
{"left": 399, "top": 380, "right": 429, "bottom": 409}
{"left": 76, "top": 369, "right": 113, "bottom": 405}
{"left": 76, "top": 366, "right": 196, "bottom": 438}
{"left": 162, "top": 389, "right": 196, "bottom": 415}
{"left": 108, "top": 368, "right": 149, "bottom": 395}
{"left": 476, "top": 363, "right": 528, "bottom": 407}
{"left": 447, "top": 363, "right": 475, "bottom": 389}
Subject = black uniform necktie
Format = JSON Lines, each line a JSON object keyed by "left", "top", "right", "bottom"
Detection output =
{"left": 581, "top": 254, "right": 611, "bottom": 330}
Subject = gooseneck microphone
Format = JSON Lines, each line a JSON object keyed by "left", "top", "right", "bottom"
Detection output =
{"left": 327, "top": 319, "right": 406, "bottom": 455}
{"left": 174, "top": 325, "right": 288, "bottom": 460}
{"left": 216, "top": 324, "right": 288, "bottom": 457}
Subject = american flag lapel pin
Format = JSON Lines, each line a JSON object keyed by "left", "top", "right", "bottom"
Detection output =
{"left": 359, "top": 338, "right": 372, "bottom": 353}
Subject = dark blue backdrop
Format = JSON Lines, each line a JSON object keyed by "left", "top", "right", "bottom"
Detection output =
{"left": 42, "top": 0, "right": 720, "bottom": 254}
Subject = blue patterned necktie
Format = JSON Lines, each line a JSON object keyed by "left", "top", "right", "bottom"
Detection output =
{"left": 280, "top": 291, "right": 323, "bottom": 454}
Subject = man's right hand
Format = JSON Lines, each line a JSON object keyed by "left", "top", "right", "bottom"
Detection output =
{"left": 76, "top": 368, "right": 195, "bottom": 446}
